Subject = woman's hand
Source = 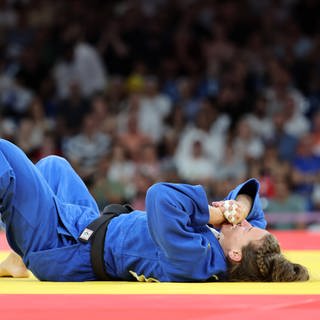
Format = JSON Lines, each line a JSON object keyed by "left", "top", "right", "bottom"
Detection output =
{"left": 210, "top": 194, "right": 253, "bottom": 227}
{"left": 208, "top": 204, "right": 225, "bottom": 228}
{"left": 211, "top": 200, "right": 244, "bottom": 225}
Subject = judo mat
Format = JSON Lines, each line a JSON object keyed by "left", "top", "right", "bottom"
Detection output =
{"left": 0, "top": 231, "right": 319, "bottom": 320}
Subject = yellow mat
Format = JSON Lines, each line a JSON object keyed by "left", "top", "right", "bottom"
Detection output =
{"left": 0, "top": 250, "right": 319, "bottom": 295}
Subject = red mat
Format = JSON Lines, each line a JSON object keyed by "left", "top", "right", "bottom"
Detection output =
{"left": 0, "top": 294, "right": 319, "bottom": 320}
{"left": 1, "top": 231, "right": 319, "bottom": 320}
{"left": 271, "top": 230, "right": 320, "bottom": 250}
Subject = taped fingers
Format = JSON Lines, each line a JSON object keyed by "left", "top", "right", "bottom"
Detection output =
{"left": 219, "top": 200, "right": 241, "bottom": 225}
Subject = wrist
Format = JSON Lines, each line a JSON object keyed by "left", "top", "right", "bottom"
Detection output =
{"left": 208, "top": 205, "right": 225, "bottom": 227}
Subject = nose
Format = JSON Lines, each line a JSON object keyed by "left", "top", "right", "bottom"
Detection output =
{"left": 240, "top": 220, "right": 251, "bottom": 228}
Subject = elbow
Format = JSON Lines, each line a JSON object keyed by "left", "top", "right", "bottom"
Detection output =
{"left": 146, "top": 182, "right": 168, "bottom": 202}
{"left": 146, "top": 182, "right": 176, "bottom": 211}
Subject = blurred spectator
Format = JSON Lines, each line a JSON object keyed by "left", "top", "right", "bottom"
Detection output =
{"left": 176, "top": 77, "right": 200, "bottom": 122}
{"left": 73, "top": 28, "right": 107, "bottom": 97}
{"left": 175, "top": 99, "right": 229, "bottom": 170}
{"left": 136, "top": 143, "right": 161, "bottom": 181}
{"left": 15, "top": 116, "right": 42, "bottom": 157}
{"left": 291, "top": 133, "right": 320, "bottom": 208}
{"left": 107, "top": 145, "right": 136, "bottom": 195}
{"left": 54, "top": 24, "right": 107, "bottom": 99}
{"left": 310, "top": 111, "right": 320, "bottom": 156}
{"left": 1, "top": 0, "right": 320, "bottom": 223}
{"left": 215, "top": 143, "right": 247, "bottom": 183}
{"left": 265, "top": 178, "right": 308, "bottom": 229}
{"left": 90, "top": 93, "right": 117, "bottom": 136}
{"left": 162, "top": 105, "right": 186, "bottom": 141}
{"left": 29, "top": 97, "right": 54, "bottom": 131}
{"left": 90, "top": 155, "right": 116, "bottom": 210}
{"left": 176, "top": 139, "right": 214, "bottom": 184}
{"left": 245, "top": 95, "right": 274, "bottom": 141}
{"left": 264, "top": 62, "right": 308, "bottom": 117}
{"left": 139, "top": 76, "right": 172, "bottom": 142}
{"left": 269, "top": 111, "right": 299, "bottom": 161}
{"left": 117, "top": 102, "right": 153, "bottom": 161}
{"left": 56, "top": 83, "right": 89, "bottom": 136}
{"left": 131, "top": 170, "right": 155, "bottom": 211}
{"left": 0, "top": 73, "right": 33, "bottom": 120}
{"left": 0, "top": 117, "right": 16, "bottom": 141}
{"left": 232, "top": 117, "right": 265, "bottom": 162}
{"left": 105, "top": 76, "right": 126, "bottom": 113}
{"left": 33, "top": 131, "right": 61, "bottom": 163}
{"left": 282, "top": 95, "right": 310, "bottom": 138}
{"left": 62, "top": 113, "right": 110, "bottom": 183}
{"left": 14, "top": 96, "right": 52, "bottom": 157}
{"left": 53, "top": 42, "right": 77, "bottom": 100}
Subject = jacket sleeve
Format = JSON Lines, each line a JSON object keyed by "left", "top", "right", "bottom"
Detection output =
{"left": 224, "top": 178, "right": 267, "bottom": 229}
{"left": 145, "top": 182, "right": 226, "bottom": 281}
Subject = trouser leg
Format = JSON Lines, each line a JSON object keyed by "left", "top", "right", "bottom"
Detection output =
{"left": 0, "top": 139, "right": 59, "bottom": 260}
{"left": 36, "top": 155, "right": 99, "bottom": 211}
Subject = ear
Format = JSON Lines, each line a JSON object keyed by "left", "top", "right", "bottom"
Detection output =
{"left": 228, "top": 249, "right": 242, "bottom": 262}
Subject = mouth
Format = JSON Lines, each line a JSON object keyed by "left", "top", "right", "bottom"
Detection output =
{"left": 221, "top": 223, "right": 233, "bottom": 231}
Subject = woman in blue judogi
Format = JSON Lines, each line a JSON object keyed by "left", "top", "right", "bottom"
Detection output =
{"left": 0, "top": 139, "right": 308, "bottom": 282}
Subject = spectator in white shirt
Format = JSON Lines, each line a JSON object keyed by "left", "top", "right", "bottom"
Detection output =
{"left": 233, "top": 117, "right": 265, "bottom": 161}
{"left": 62, "top": 113, "right": 110, "bottom": 181}
{"left": 245, "top": 95, "right": 274, "bottom": 141}
{"left": 139, "top": 76, "right": 172, "bottom": 142}
{"left": 282, "top": 95, "right": 310, "bottom": 138}
{"left": 53, "top": 43, "right": 76, "bottom": 100}
{"left": 73, "top": 41, "right": 107, "bottom": 97}
{"left": 53, "top": 27, "right": 107, "bottom": 99}
{"left": 176, "top": 139, "right": 214, "bottom": 183}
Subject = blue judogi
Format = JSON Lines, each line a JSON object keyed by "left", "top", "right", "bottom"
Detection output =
{"left": 0, "top": 139, "right": 266, "bottom": 282}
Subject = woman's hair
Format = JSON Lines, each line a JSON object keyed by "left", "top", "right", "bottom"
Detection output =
{"left": 227, "top": 233, "right": 309, "bottom": 282}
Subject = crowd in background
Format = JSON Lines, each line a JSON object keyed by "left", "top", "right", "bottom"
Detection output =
{"left": 1, "top": 0, "right": 320, "bottom": 229}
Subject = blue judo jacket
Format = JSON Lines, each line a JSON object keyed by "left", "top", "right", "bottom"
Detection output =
{"left": 0, "top": 139, "right": 266, "bottom": 282}
{"left": 28, "top": 179, "right": 266, "bottom": 282}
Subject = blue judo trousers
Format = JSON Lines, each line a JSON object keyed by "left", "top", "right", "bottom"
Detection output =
{"left": 0, "top": 139, "right": 267, "bottom": 282}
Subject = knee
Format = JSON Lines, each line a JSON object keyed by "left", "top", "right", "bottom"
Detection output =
{"left": 36, "top": 155, "right": 70, "bottom": 171}
{"left": 0, "top": 139, "right": 18, "bottom": 154}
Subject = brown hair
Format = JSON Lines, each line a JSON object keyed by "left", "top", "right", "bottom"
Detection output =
{"left": 227, "top": 234, "right": 309, "bottom": 282}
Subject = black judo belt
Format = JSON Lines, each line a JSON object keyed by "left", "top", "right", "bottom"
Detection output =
{"left": 79, "top": 203, "right": 133, "bottom": 280}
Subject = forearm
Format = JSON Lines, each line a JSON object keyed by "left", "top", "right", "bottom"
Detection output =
{"left": 235, "top": 194, "right": 253, "bottom": 220}
{"left": 146, "top": 183, "right": 220, "bottom": 276}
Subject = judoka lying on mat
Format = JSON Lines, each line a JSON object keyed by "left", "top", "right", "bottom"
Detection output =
{"left": 0, "top": 139, "right": 308, "bottom": 282}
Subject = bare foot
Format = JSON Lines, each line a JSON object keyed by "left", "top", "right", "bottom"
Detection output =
{"left": 0, "top": 252, "right": 29, "bottom": 278}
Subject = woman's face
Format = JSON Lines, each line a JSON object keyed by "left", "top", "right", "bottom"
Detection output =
{"left": 219, "top": 220, "right": 269, "bottom": 261}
